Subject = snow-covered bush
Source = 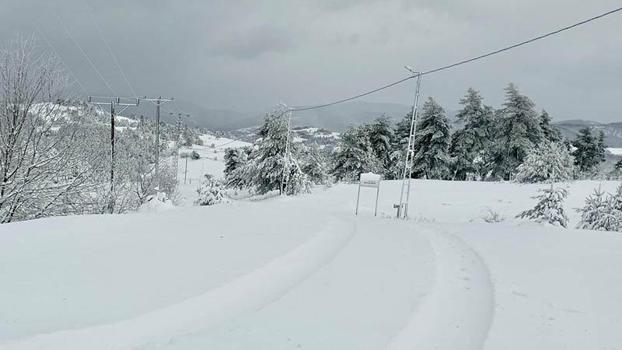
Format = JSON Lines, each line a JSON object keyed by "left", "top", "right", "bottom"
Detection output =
{"left": 191, "top": 150, "right": 200, "bottom": 160}
{"left": 576, "top": 185, "right": 621, "bottom": 231}
{"left": 482, "top": 208, "right": 504, "bottom": 223}
{"left": 195, "top": 174, "right": 227, "bottom": 206}
{"left": 515, "top": 141, "right": 574, "bottom": 183}
{"left": 517, "top": 185, "right": 568, "bottom": 227}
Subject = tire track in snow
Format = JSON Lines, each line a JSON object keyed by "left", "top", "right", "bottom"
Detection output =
{"left": 387, "top": 226, "right": 495, "bottom": 350}
{"left": 0, "top": 217, "right": 356, "bottom": 350}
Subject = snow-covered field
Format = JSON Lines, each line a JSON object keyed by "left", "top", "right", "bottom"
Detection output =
{"left": 175, "top": 134, "right": 251, "bottom": 205}
{"left": 1, "top": 177, "right": 621, "bottom": 350}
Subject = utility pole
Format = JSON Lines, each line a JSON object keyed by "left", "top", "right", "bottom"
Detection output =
{"left": 172, "top": 112, "right": 189, "bottom": 186}
{"left": 142, "top": 97, "right": 173, "bottom": 189}
{"left": 396, "top": 66, "right": 423, "bottom": 219}
{"left": 87, "top": 96, "right": 140, "bottom": 213}
{"left": 280, "top": 106, "right": 293, "bottom": 195}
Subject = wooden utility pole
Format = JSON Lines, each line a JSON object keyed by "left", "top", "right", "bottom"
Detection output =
{"left": 142, "top": 97, "right": 173, "bottom": 188}
{"left": 87, "top": 96, "right": 140, "bottom": 213}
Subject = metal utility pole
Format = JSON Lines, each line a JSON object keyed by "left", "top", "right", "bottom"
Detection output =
{"left": 396, "top": 66, "right": 423, "bottom": 219}
{"left": 173, "top": 112, "right": 189, "bottom": 186}
{"left": 87, "top": 96, "right": 140, "bottom": 213}
{"left": 280, "top": 107, "right": 293, "bottom": 195}
{"left": 142, "top": 97, "right": 173, "bottom": 188}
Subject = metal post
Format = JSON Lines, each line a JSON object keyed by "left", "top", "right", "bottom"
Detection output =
{"left": 154, "top": 98, "right": 161, "bottom": 186}
{"left": 355, "top": 183, "right": 361, "bottom": 215}
{"left": 109, "top": 101, "right": 115, "bottom": 213}
{"left": 404, "top": 74, "right": 422, "bottom": 218}
{"left": 281, "top": 108, "right": 292, "bottom": 195}
{"left": 397, "top": 70, "right": 422, "bottom": 219}
{"left": 184, "top": 156, "right": 188, "bottom": 184}
{"left": 374, "top": 183, "right": 380, "bottom": 217}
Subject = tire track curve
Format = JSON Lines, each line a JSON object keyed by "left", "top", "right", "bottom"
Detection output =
{"left": 387, "top": 226, "right": 495, "bottom": 350}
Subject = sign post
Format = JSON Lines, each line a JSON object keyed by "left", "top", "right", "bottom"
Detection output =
{"left": 355, "top": 172, "right": 382, "bottom": 216}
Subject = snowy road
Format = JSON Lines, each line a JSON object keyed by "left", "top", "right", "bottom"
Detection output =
{"left": 1, "top": 180, "right": 622, "bottom": 349}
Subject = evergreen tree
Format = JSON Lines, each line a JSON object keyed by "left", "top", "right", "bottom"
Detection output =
{"left": 517, "top": 185, "right": 568, "bottom": 228}
{"left": 576, "top": 186, "right": 620, "bottom": 231}
{"left": 515, "top": 141, "right": 575, "bottom": 183}
{"left": 411, "top": 97, "right": 451, "bottom": 179}
{"left": 572, "top": 128, "right": 606, "bottom": 173}
{"left": 490, "top": 83, "right": 543, "bottom": 180}
{"left": 249, "top": 109, "right": 310, "bottom": 195}
{"left": 615, "top": 159, "right": 622, "bottom": 172}
{"left": 332, "top": 126, "right": 382, "bottom": 182}
{"left": 368, "top": 117, "right": 394, "bottom": 177}
{"left": 300, "top": 143, "right": 331, "bottom": 186}
{"left": 449, "top": 88, "right": 495, "bottom": 180}
{"left": 539, "top": 110, "right": 562, "bottom": 143}
{"left": 195, "top": 174, "right": 227, "bottom": 206}
{"left": 223, "top": 147, "right": 246, "bottom": 179}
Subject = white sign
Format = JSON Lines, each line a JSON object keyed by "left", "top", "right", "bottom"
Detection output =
{"left": 356, "top": 172, "right": 382, "bottom": 216}
{"left": 359, "top": 172, "right": 381, "bottom": 188}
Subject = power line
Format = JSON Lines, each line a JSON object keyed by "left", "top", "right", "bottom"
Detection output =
{"left": 33, "top": 25, "right": 90, "bottom": 97}
{"left": 54, "top": 11, "right": 117, "bottom": 95}
{"left": 291, "top": 6, "right": 622, "bottom": 112}
{"left": 86, "top": 2, "right": 139, "bottom": 98}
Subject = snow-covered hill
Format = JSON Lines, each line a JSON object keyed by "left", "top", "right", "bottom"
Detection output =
{"left": 1, "top": 180, "right": 621, "bottom": 350}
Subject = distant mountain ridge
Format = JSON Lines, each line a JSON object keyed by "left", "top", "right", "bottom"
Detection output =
{"left": 554, "top": 119, "right": 622, "bottom": 147}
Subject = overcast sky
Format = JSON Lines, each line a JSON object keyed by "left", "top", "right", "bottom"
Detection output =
{"left": 0, "top": 0, "right": 620, "bottom": 122}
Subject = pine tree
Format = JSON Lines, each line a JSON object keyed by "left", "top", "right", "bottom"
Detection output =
{"left": 539, "top": 110, "right": 562, "bottom": 143}
{"left": 515, "top": 141, "right": 575, "bottom": 183}
{"left": 368, "top": 117, "right": 394, "bottom": 177}
{"left": 576, "top": 186, "right": 619, "bottom": 231}
{"left": 449, "top": 88, "right": 495, "bottom": 180}
{"left": 332, "top": 126, "right": 382, "bottom": 182}
{"left": 411, "top": 97, "right": 451, "bottom": 179}
{"left": 572, "top": 128, "right": 606, "bottom": 173}
{"left": 249, "top": 109, "right": 310, "bottom": 195}
{"left": 517, "top": 185, "right": 568, "bottom": 227}
{"left": 195, "top": 174, "right": 227, "bottom": 206}
{"left": 300, "top": 143, "right": 331, "bottom": 185}
{"left": 490, "top": 83, "right": 543, "bottom": 180}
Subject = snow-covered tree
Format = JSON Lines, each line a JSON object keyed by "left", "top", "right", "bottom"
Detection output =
{"left": 195, "top": 174, "right": 227, "bottom": 206}
{"left": 332, "top": 126, "right": 382, "bottom": 182}
{"left": 572, "top": 127, "right": 606, "bottom": 173}
{"left": 249, "top": 109, "right": 310, "bottom": 195}
{"left": 0, "top": 39, "right": 102, "bottom": 222}
{"left": 368, "top": 117, "right": 394, "bottom": 177}
{"left": 576, "top": 186, "right": 620, "bottom": 231}
{"left": 411, "top": 97, "right": 451, "bottom": 179}
{"left": 300, "top": 143, "right": 331, "bottom": 186}
{"left": 539, "top": 110, "right": 562, "bottom": 143}
{"left": 490, "top": 83, "right": 543, "bottom": 180}
{"left": 515, "top": 141, "right": 575, "bottom": 183}
{"left": 517, "top": 185, "right": 569, "bottom": 227}
{"left": 449, "top": 88, "right": 495, "bottom": 180}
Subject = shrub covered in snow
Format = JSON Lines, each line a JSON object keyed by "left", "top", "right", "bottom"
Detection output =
{"left": 515, "top": 141, "right": 574, "bottom": 183}
{"left": 195, "top": 174, "right": 227, "bottom": 206}
{"left": 191, "top": 150, "right": 200, "bottom": 160}
{"left": 576, "top": 185, "right": 622, "bottom": 231}
{"left": 517, "top": 185, "right": 569, "bottom": 228}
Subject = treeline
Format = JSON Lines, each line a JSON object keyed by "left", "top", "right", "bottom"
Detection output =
{"left": 221, "top": 83, "right": 615, "bottom": 198}
{"left": 332, "top": 83, "right": 611, "bottom": 182}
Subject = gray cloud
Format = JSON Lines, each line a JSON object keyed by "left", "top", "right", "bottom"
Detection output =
{"left": 210, "top": 24, "right": 297, "bottom": 59}
{"left": 0, "top": 0, "right": 620, "bottom": 123}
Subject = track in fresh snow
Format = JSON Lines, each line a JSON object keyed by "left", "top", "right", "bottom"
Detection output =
{"left": 388, "top": 226, "right": 495, "bottom": 350}
{"left": 0, "top": 218, "right": 356, "bottom": 350}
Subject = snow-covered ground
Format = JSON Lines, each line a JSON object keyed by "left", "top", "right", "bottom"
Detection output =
{"left": 175, "top": 134, "right": 251, "bottom": 205}
{"left": 1, "top": 177, "right": 621, "bottom": 350}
